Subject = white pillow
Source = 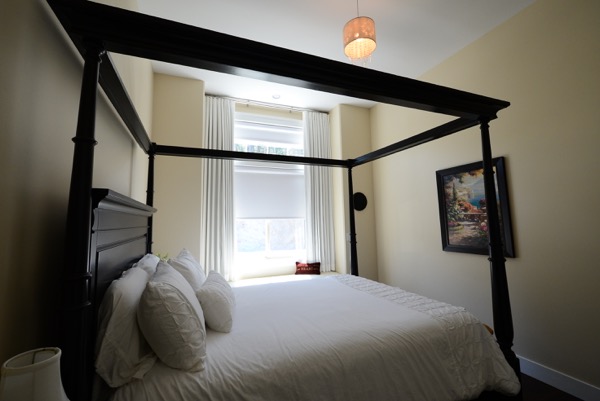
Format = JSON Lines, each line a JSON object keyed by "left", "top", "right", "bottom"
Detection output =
{"left": 196, "top": 271, "right": 236, "bottom": 333}
{"left": 132, "top": 253, "right": 160, "bottom": 276}
{"left": 137, "top": 261, "right": 206, "bottom": 371}
{"left": 96, "top": 267, "right": 156, "bottom": 387}
{"left": 168, "top": 248, "right": 206, "bottom": 292}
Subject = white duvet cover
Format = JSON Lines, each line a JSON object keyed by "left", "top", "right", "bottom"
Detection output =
{"left": 112, "top": 275, "right": 520, "bottom": 401}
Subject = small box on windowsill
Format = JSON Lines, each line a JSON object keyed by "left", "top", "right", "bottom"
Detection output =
{"left": 295, "top": 261, "right": 321, "bottom": 275}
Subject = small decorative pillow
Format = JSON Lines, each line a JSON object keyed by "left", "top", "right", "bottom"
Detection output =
{"left": 168, "top": 248, "right": 206, "bottom": 292}
{"left": 295, "top": 261, "right": 321, "bottom": 275}
{"left": 137, "top": 261, "right": 206, "bottom": 371}
{"left": 132, "top": 253, "right": 160, "bottom": 276}
{"left": 96, "top": 267, "right": 156, "bottom": 387}
{"left": 196, "top": 271, "right": 236, "bottom": 333}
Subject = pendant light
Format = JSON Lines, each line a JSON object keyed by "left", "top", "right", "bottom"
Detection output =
{"left": 343, "top": 0, "right": 376, "bottom": 63}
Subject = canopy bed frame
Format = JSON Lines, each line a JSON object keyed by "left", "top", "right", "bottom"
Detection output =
{"left": 46, "top": 1, "right": 519, "bottom": 400}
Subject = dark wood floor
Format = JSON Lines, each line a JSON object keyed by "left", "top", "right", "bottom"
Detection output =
{"left": 478, "top": 374, "right": 582, "bottom": 401}
{"left": 521, "top": 374, "right": 582, "bottom": 401}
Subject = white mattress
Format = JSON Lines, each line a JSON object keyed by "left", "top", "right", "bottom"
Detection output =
{"left": 112, "top": 275, "right": 520, "bottom": 401}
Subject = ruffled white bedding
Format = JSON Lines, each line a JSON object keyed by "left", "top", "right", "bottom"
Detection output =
{"left": 112, "top": 275, "right": 520, "bottom": 401}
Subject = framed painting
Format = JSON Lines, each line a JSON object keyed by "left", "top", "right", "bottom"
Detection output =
{"left": 435, "top": 157, "right": 515, "bottom": 257}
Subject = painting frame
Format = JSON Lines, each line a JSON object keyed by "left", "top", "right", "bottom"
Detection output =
{"left": 435, "top": 157, "right": 515, "bottom": 257}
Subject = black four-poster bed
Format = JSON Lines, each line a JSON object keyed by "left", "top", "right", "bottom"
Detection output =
{"left": 46, "top": 1, "right": 520, "bottom": 400}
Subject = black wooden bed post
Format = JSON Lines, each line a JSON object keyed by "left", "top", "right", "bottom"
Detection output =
{"left": 479, "top": 120, "right": 521, "bottom": 382}
{"left": 146, "top": 145, "right": 156, "bottom": 254}
{"left": 347, "top": 167, "right": 359, "bottom": 276}
{"left": 61, "top": 41, "right": 104, "bottom": 401}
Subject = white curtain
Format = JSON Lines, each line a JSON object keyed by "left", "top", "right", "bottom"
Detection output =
{"left": 200, "top": 96, "right": 235, "bottom": 280}
{"left": 303, "top": 111, "right": 335, "bottom": 271}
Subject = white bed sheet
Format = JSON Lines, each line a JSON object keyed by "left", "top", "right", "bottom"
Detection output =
{"left": 112, "top": 275, "right": 520, "bottom": 401}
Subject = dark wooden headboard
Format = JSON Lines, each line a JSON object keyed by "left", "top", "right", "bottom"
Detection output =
{"left": 90, "top": 189, "right": 156, "bottom": 305}
{"left": 61, "top": 188, "right": 156, "bottom": 400}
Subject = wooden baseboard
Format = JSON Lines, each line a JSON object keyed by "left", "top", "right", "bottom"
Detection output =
{"left": 519, "top": 356, "right": 600, "bottom": 401}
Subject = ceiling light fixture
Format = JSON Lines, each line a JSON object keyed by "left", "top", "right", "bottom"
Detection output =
{"left": 343, "top": 0, "right": 376, "bottom": 64}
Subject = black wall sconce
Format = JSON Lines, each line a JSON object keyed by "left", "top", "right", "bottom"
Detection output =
{"left": 353, "top": 192, "right": 367, "bottom": 211}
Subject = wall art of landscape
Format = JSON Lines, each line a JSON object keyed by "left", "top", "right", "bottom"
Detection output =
{"left": 443, "top": 168, "right": 497, "bottom": 248}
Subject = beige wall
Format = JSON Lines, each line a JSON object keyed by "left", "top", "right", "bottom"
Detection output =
{"left": 330, "top": 105, "right": 378, "bottom": 280}
{"left": 151, "top": 74, "right": 205, "bottom": 259}
{"left": 0, "top": 0, "right": 152, "bottom": 365}
{"left": 372, "top": 0, "right": 600, "bottom": 392}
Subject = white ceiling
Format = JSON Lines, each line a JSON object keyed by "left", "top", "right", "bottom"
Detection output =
{"left": 136, "top": 0, "right": 533, "bottom": 111}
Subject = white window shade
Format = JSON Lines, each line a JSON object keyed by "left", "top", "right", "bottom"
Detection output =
{"left": 235, "top": 120, "right": 302, "bottom": 145}
{"left": 234, "top": 170, "right": 306, "bottom": 219}
{"left": 234, "top": 110, "right": 305, "bottom": 220}
{"left": 235, "top": 113, "right": 303, "bottom": 154}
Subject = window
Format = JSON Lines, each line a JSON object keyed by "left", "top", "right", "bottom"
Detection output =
{"left": 233, "top": 111, "right": 306, "bottom": 278}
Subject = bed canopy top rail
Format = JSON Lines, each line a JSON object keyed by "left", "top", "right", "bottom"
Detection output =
{"left": 152, "top": 115, "right": 480, "bottom": 170}
{"left": 47, "top": 0, "right": 510, "bottom": 171}
{"left": 47, "top": 0, "right": 509, "bottom": 123}
{"left": 99, "top": 52, "right": 152, "bottom": 153}
{"left": 353, "top": 117, "right": 480, "bottom": 167}
{"left": 46, "top": 1, "right": 519, "bottom": 400}
{"left": 46, "top": 0, "right": 512, "bottom": 178}
{"left": 153, "top": 145, "right": 351, "bottom": 168}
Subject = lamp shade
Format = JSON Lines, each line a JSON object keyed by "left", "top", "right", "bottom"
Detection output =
{"left": 0, "top": 347, "right": 70, "bottom": 401}
{"left": 343, "top": 16, "right": 376, "bottom": 61}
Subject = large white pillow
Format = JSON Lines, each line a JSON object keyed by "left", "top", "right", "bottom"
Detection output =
{"left": 196, "top": 271, "right": 236, "bottom": 333}
{"left": 137, "top": 261, "right": 206, "bottom": 371}
{"left": 132, "top": 253, "right": 160, "bottom": 276}
{"left": 168, "top": 249, "right": 206, "bottom": 292}
{"left": 96, "top": 267, "right": 156, "bottom": 387}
